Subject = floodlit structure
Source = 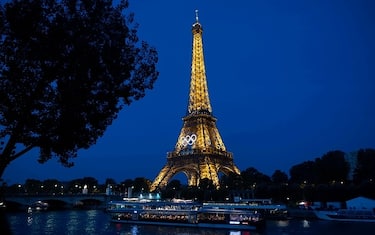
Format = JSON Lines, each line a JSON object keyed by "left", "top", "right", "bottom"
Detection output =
{"left": 151, "top": 11, "right": 240, "bottom": 191}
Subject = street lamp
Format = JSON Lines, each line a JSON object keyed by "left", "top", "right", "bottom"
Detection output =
{"left": 251, "top": 183, "right": 256, "bottom": 199}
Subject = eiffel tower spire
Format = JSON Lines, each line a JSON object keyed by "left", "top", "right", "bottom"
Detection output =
{"left": 151, "top": 11, "right": 240, "bottom": 192}
{"left": 175, "top": 9, "right": 226, "bottom": 155}
{"left": 188, "top": 9, "right": 212, "bottom": 115}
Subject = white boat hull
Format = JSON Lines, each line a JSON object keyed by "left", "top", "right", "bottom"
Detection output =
{"left": 110, "top": 218, "right": 258, "bottom": 230}
{"left": 314, "top": 210, "right": 375, "bottom": 223}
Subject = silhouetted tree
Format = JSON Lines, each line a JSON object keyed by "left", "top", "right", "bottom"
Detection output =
{"left": 220, "top": 172, "right": 243, "bottom": 190}
{"left": 353, "top": 148, "right": 375, "bottom": 184}
{"left": 241, "top": 167, "right": 271, "bottom": 189}
{"left": 105, "top": 178, "right": 117, "bottom": 187}
{"left": 0, "top": 0, "right": 158, "bottom": 179}
{"left": 271, "top": 170, "right": 288, "bottom": 184}
{"left": 132, "top": 177, "right": 151, "bottom": 193}
{"left": 315, "top": 150, "right": 349, "bottom": 184}
{"left": 161, "top": 179, "right": 182, "bottom": 199}
{"left": 269, "top": 170, "right": 289, "bottom": 203}
{"left": 42, "top": 179, "right": 61, "bottom": 194}
{"left": 24, "top": 179, "right": 42, "bottom": 194}
{"left": 103, "top": 178, "right": 117, "bottom": 193}
{"left": 181, "top": 186, "right": 203, "bottom": 201}
{"left": 289, "top": 160, "right": 317, "bottom": 184}
{"left": 167, "top": 179, "right": 181, "bottom": 191}
{"left": 199, "top": 178, "right": 215, "bottom": 201}
{"left": 119, "top": 178, "right": 133, "bottom": 194}
{"left": 4, "top": 183, "right": 24, "bottom": 194}
{"left": 240, "top": 167, "right": 271, "bottom": 199}
{"left": 81, "top": 177, "right": 98, "bottom": 191}
{"left": 120, "top": 179, "right": 134, "bottom": 188}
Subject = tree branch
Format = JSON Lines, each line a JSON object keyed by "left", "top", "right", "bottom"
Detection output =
{"left": 1, "top": 134, "right": 16, "bottom": 160}
{"left": 9, "top": 145, "right": 35, "bottom": 162}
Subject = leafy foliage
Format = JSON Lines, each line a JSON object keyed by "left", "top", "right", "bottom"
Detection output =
{"left": 289, "top": 151, "right": 349, "bottom": 185}
{"left": 0, "top": 0, "right": 158, "bottom": 177}
{"left": 241, "top": 167, "right": 271, "bottom": 187}
{"left": 315, "top": 150, "right": 349, "bottom": 183}
{"left": 271, "top": 170, "right": 288, "bottom": 184}
{"left": 289, "top": 160, "right": 317, "bottom": 184}
{"left": 353, "top": 148, "right": 375, "bottom": 184}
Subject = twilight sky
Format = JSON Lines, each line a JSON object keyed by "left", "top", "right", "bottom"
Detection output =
{"left": 4, "top": 0, "right": 375, "bottom": 185}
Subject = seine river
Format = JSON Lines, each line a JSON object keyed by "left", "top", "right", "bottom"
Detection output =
{"left": 2, "top": 210, "right": 375, "bottom": 235}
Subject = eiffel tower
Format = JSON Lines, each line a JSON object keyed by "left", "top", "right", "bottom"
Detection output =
{"left": 150, "top": 11, "right": 240, "bottom": 191}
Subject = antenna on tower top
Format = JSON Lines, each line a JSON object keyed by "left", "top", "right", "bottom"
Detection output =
{"left": 195, "top": 9, "right": 199, "bottom": 22}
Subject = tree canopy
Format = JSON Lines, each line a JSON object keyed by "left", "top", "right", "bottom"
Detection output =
{"left": 289, "top": 150, "right": 350, "bottom": 185}
{"left": 353, "top": 148, "right": 375, "bottom": 184}
{"left": 315, "top": 150, "right": 349, "bottom": 184}
{"left": 4, "top": 148, "right": 375, "bottom": 202}
{"left": 0, "top": 0, "right": 158, "bottom": 178}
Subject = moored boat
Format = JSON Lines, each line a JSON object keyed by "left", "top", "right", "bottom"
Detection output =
{"left": 313, "top": 209, "right": 375, "bottom": 223}
{"left": 107, "top": 199, "right": 265, "bottom": 230}
{"left": 203, "top": 200, "right": 288, "bottom": 219}
{"left": 28, "top": 200, "right": 49, "bottom": 212}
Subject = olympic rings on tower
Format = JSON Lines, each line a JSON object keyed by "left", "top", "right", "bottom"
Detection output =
{"left": 181, "top": 134, "right": 197, "bottom": 146}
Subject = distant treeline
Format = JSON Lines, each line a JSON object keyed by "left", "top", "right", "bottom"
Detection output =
{"left": 2, "top": 148, "right": 374, "bottom": 204}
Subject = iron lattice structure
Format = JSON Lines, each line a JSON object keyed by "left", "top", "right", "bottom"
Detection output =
{"left": 150, "top": 12, "right": 240, "bottom": 191}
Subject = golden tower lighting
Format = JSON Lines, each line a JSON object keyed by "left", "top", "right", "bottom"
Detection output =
{"left": 151, "top": 10, "right": 240, "bottom": 191}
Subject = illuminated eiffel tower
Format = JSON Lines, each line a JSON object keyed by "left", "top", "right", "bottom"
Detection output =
{"left": 150, "top": 11, "right": 240, "bottom": 191}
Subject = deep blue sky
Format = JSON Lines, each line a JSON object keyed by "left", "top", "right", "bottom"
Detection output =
{"left": 4, "top": 0, "right": 375, "bottom": 184}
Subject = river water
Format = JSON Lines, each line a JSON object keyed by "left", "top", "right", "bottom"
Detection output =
{"left": 2, "top": 210, "right": 375, "bottom": 235}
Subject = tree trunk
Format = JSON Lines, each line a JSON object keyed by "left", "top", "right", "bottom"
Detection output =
{"left": 0, "top": 155, "right": 10, "bottom": 182}
{"left": 0, "top": 136, "right": 34, "bottom": 183}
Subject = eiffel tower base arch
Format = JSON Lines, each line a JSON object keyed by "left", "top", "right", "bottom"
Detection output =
{"left": 150, "top": 153, "right": 240, "bottom": 192}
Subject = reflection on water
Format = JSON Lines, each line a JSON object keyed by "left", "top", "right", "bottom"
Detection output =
{"left": 276, "top": 220, "right": 289, "bottom": 227}
{"left": 5, "top": 210, "right": 375, "bottom": 235}
{"left": 302, "top": 219, "right": 310, "bottom": 228}
{"left": 131, "top": 225, "right": 139, "bottom": 235}
{"left": 7, "top": 210, "right": 111, "bottom": 235}
{"left": 113, "top": 223, "right": 258, "bottom": 235}
{"left": 66, "top": 210, "right": 79, "bottom": 234}
{"left": 45, "top": 211, "right": 57, "bottom": 233}
{"left": 229, "top": 231, "right": 241, "bottom": 235}
{"left": 27, "top": 214, "right": 33, "bottom": 226}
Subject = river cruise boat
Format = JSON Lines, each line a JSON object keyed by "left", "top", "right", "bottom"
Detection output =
{"left": 107, "top": 199, "right": 265, "bottom": 230}
{"left": 203, "top": 200, "right": 288, "bottom": 219}
{"left": 313, "top": 209, "right": 375, "bottom": 222}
